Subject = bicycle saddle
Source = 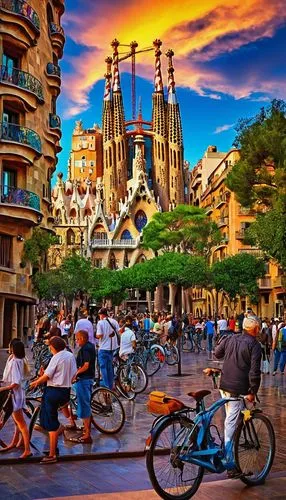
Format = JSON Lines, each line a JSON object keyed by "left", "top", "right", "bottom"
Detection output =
{"left": 187, "top": 390, "right": 211, "bottom": 402}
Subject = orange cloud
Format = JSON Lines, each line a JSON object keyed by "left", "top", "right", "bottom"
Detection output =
{"left": 61, "top": 0, "right": 285, "bottom": 117}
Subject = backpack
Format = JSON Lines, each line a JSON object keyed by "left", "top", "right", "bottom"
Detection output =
{"left": 278, "top": 328, "right": 286, "bottom": 352}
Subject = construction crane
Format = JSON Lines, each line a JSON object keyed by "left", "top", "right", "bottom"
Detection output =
{"left": 118, "top": 42, "right": 154, "bottom": 120}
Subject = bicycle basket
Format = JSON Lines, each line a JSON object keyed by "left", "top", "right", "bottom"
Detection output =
{"left": 147, "top": 391, "right": 185, "bottom": 415}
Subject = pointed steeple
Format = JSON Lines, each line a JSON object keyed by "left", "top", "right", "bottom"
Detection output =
{"left": 103, "top": 56, "right": 112, "bottom": 101}
{"left": 153, "top": 39, "right": 163, "bottom": 93}
{"left": 166, "top": 49, "right": 177, "bottom": 104}
{"left": 111, "top": 38, "right": 121, "bottom": 92}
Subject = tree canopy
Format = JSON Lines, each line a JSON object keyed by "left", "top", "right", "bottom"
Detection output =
{"left": 142, "top": 204, "right": 222, "bottom": 257}
{"left": 211, "top": 253, "right": 266, "bottom": 306}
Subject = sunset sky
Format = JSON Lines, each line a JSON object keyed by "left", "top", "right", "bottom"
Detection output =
{"left": 56, "top": 0, "right": 286, "bottom": 177}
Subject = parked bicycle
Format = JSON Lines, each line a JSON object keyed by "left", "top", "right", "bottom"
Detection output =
{"left": 145, "top": 367, "right": 275, "bottom": 499}
{"left": 113, "top": 349, "right": 148, "bottom": 401}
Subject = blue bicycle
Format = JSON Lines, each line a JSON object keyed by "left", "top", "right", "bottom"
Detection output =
{"left": 146, "top": 367, "right": 275, "bottom": 499}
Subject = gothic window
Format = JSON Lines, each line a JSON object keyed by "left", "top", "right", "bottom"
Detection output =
{"left": 174, "top": 150, "right": 177, "bottom": 168}
{"left": 69, "top": 208, "right": 76, "bottom": 219}
{"left": 67, "top": 228, "right": 75, "bottom": 245}
{"left": 135, "top": 210, "right": 147, "bottom": 232}
{"left": 177, "top": 151, "right": 181, "bottom": 170}
{"left": 118, "top": 142, "right": 121, "bottom": 161}
{"left": 109, "top": 147, "right": 112, "bottom": 167}
{"left": 85, "top": 208, "right": 92, "bottom": 217}
{"left": 121, "top": 229, "right": 132, "bottom": 240}
{"left": 136, "top": 254, "right": 146, "bottom": 264}
{"left": 161, "top": 143, "right": 164, "bottom": 162}
{"left": 109, "top": 252, "right": 117, "bottom": 270}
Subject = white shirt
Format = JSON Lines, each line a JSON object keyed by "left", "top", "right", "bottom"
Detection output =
{"left": 97, "top": 318, "right": 119, "bottom": 351}
{"left": 75, "top": 318, "right": 95, "bottom": 344}
{"left": 217, "top": 319, "right": 228, "bottom": 331}
{"left": 119, "top": 327, "right": 136, "bottom": 357}
{"left": 45, "top": 350, "right": 77, "bottom": 388}
{"left": 60, "top": 320, "right": 72, "bottom": 337}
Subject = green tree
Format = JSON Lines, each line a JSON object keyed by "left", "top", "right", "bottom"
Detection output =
{"left": 23, "top": 228, "right": 57, "bottom": 268}
{"left": 211, "top": 253, "right": 266, "bottom": 311}
{"left": 142, "top": 204, "right": 222, "bottom": 257}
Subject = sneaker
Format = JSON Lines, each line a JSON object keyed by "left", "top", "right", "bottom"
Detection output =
{"left": 272, "top": 371, "right": 277, "bottom": 376}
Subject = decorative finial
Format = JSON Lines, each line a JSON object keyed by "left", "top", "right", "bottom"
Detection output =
{"left": 153, "top": 39, "right": 163, "bottom": 93}
{"left": 111, "top": 39, "right": 121, "bottom": 92}
{"left": 166, "top": 48, "right": 177, "bottom": 103}
{"left": 103, "top": 56, "right": 112, "bottom": 101}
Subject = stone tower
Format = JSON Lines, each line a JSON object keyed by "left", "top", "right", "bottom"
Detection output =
{"left": 151, "top": 39, "right": 169, "bottom": 211}
{"left": 102, "top": 55, "right": 115, "bottom": 213}
{"left": 166, "top": 49, "right": 184, "bottom": 205}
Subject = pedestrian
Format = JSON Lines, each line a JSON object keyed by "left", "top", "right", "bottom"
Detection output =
{"left": 217, "top": 314, "right": 228, "bottom": 337}
{"left": 205, "top": 317, "right": 215, "bottom": 358}
{"left": 75, "top": 309, "right": 95, "bottom": 345}
{"left": 0, "top": 340, "right": 32, "bottom": 459}
{"left": 272, "top": 318, "right": 282, "bottom": 375}
{"left": 69, "top": 330, "right": 96, "bottom": 443}
{"left": 260, "top": 318, "right": 271, "bottom": 374}
{"left": 228, "top": 316, "right": 236, "bottom": 334}
{"left": 273, "top": 321, "right": 286, "bottom": 375}
{"left": 96, "top": 308, "right": 119, "bottom": 390}
{"left": 215, "top": 316, "right": 261, "bottom": 476}
{"left": 30, "top": 336, "right": 77, "bottom": 464}
{"left": 60, "top": 314, "right": 73, "bottom": 345}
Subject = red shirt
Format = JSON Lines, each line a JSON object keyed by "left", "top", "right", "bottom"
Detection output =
{"left": 229, "top": 319, "right": 236, "bottom": 331}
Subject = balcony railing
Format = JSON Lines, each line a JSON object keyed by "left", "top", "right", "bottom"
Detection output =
{"left": 0, "top": 122, "right": 41, "bottom": 153}
{"left": 0, "top": 65, "right": 44, "bottom": 101}
{"left": 238, "top": 207, "right": 256, "bottom": 216}
{"left": 258, "top": 278, "right": 272, "bottom": 289}
{"left": 0, "top": 0, "right": 40, "bottom": 31}
{"left": 235, "top": 230, "right": 245, "bottom": 240}
{"left": 90, "top": 238, "right": 138, "bottom": 249}
{"left": 1, "top": 185, "right": 40, "bottom": 211}
{"left": 205, "top": 204, "right": 214, "bottom": 214}
{"left": 238, "top": 248, "right": 263, "bottom": 257}
{"left": 46, "top": 62, "right": 61, "bottom": 78}
{"left": 215, "top": 192, "right": 230, "bottom": 208}
{"left": 217, "top": 216, "right": 229, "bottom": 228}
{"left": 49, "top": 113, "right": 61, "bottom": 129}
{"left": 49, "top": 22, "right": 64, "bottom": 37}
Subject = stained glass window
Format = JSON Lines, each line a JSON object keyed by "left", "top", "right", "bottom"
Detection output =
{"left": 135, "top": 210, "right": 147, "bottom": 232}
{"left": 121, "top": 229, "right": 132, "bottom": 240}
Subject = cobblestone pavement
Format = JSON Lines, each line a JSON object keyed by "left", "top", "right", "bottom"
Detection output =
{"left": 0, "top": 346, "right": 285, "bottom": 499}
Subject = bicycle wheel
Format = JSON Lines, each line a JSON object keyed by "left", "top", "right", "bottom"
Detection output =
{"left": 146, "top": 415, "right": 204, "bottom": 500}
{"left": 91, "top": 387, "right": 125, "bottom": 434}
{"left": 128, "top": 363, "right": 148, "bottom": 394}
{"left": 116, "top": 364, "right": 137, "bottom": 400}
{"left": 234, "top": 413, "right": 275, "bottom": 486}
{"left": 166, "top": 345, "right": 179, "bottom": 366}
{"left": 146, "top": 346, "right": 165, "bottom": 376}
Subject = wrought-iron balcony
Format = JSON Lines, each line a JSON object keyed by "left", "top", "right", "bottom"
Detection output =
{"left": 0, "top": 0, "right": 40, "bottom": 32}
{"left": 49, "top": 113, "right": 61, "bottom": 129}
{"left": 49, "top": 22, "right": 64, "bottom": 37}
{"left": 1, "top": 185, "right": 40, "bottom": 211}
{"left": 215, "top": 192, "right": 230, "bottom": 208}
{"left": 258, "top": 278, "right": 272, "bottom": 289}
{"left": 0, "top": 122, "right": 41, "bottom": 153}
{"left": 238, "top": 207, "right": 256, "bottom": 216}
{"left": 46, "top": 62, "right": 61, "bottom": 78}
{"left": 0, "top": 65, "right": 44, "bottom": 102}
{"left": 205, "top": 204, "right": 214, "bottom": 215}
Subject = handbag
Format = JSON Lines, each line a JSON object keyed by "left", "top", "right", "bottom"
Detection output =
{"left": 0, "top": 390, "right": 13, "bottom": 430}
{"left": 147, "top": 391, "right": 185, "bottom": 415}
{"left": 105, "top": 318, "right": 120, "bottom": 350}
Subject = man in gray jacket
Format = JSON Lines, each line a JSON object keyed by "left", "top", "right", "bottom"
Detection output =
{"left": 215, "top": 316, "right": 261, "bottom": 468}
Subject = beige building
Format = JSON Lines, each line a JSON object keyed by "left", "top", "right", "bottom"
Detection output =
{"left": 0, "top": 0, "right": 65, "bottom": 346}
{"left": 190, "top": 148, "right": 285, "bottom": 319}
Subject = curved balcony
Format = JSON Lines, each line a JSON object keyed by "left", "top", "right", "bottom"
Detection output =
{"left": 48, "top": 113, "right": 61, "bottom": 142}
{"left": 49, "top": 22, "right": 65, "bottom": 58}
{"left": 0, "top": 65, "right": 44, "bottom": 107}
{"left": 0, "top": 122, "right": 41, "bottom": 162}
{"left": 0, "top": 0, "right": 40, "bottom": 47}
{"left": 215, "top": 192, "right": 230, "bottom": 209}
{"left": 46, "top": 63, "right": 61, "bottom": 93}
{"left": 217, "top": 216, "right": 229, "bottom": 228}
{"left": 1, "top": 185, "right": 40, "bottom": 211}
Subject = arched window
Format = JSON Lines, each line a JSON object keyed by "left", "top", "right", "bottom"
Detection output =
{"left": 136, "top": 254, "right": 146, "bottom": 264}
{"left": 135, "top": 210, "right": 147, "bottom": 232}
{"left": 69, "top": 208, "right": 76, "bottom": 219}
{"left": 67, "top": 228, "right": 75, "bottom": 245}
{"left": 121, "top": 229, "right": 132, "bottom": 240}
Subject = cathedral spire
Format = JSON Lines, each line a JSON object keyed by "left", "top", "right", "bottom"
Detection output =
{"left": 153, "top": 39, "right": 163, "bottom": 93}
{"left": 103, "top": 56, "right": 112, "bottom": 101}
{"left": 166, "top": 49, "right": 177, "bottom": 104}
{"left": 111, "top": 38, "right": 121, "bottom": 92}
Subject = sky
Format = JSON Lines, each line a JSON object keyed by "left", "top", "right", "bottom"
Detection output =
{"left": 56, "top": 0, "right": 286, "bottom": 179}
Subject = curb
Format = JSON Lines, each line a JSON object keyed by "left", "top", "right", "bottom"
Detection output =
{"left": 0, "top": 448, "right": 146, "bottom": 465}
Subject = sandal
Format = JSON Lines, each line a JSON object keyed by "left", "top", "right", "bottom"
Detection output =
{"left": 68, "top": 436, "right": 93, "bottom": 444}
{"left": 64, "top": 424, "right": 80, "bottom": 430}
{"left": 19, "top": 453, "right": 33, "bottom": 460}
{"left": 40, "top": 455, "right": 58, "bottom": 464}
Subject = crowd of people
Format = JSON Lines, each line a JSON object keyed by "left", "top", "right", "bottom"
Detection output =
{"left": 0, "top": 304, "right": 285, "bottom": 465}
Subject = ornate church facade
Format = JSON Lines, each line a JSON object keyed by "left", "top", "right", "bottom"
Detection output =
{"left": 49, "top": 39, "right": 189, "bottom": 310}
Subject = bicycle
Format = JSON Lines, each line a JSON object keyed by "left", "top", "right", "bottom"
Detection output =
{"left": 145, "top": 367, "right": 275, "bottom": 499}
{"left": 113, "top": 350, "right": 148, "bottom": 401}
{"left": 134, "top": 334, "right": 166, "bottom": 377}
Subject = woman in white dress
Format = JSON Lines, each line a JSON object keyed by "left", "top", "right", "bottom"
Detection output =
{"left": 0, "top": 340, "right": 32, "bottom": 459}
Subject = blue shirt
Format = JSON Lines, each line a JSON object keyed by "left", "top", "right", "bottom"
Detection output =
{"left": 205, "top": 321, "right": 215, "bottom": 335}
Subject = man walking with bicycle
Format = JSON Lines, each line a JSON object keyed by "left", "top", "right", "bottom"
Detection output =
{"left": 215, "top": 316, "right": 261, "bottom": 475}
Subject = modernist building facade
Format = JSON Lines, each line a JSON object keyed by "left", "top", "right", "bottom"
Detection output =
{"left": 189, "top": 148, "right": 285, "bottom": 319}
{"left": 0, "top": 0, "right": 64, "bottom": 346}
{"left": 50, "top": 39, "right": 189, "bottom": 311}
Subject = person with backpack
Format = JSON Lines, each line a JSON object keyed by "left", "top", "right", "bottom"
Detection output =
{"left": 96, "top": 308, "right": 119, "bottom": 390}
{"left": 273, "top": 321, "right": 286, "bottom": 375}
